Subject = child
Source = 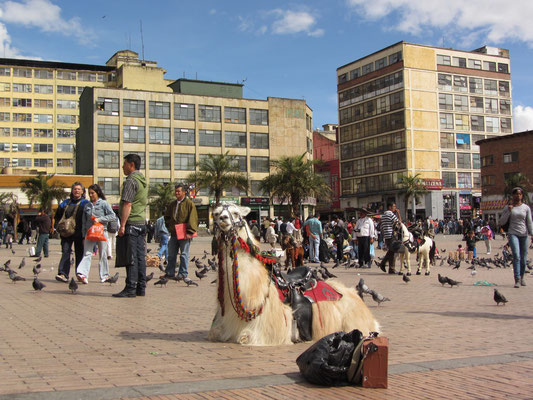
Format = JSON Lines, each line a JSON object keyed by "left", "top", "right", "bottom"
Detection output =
{"left": 465, "top": 230, "right": 478, "bottom": 260}
{"left": 456, "top": 244, "right": 465, "bottom": 260}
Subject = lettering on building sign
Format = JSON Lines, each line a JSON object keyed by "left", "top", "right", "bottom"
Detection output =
{"left": 423, "top": 178, "right": 443, "bottom": 190}
{"left": 285, "top": 108, "right": 305, "bottom": 119}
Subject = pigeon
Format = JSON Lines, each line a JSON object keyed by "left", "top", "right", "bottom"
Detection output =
{"left": 439, "top": 259, "right": 445, "bottom": 266}
{"left": 402, "top": 273, "right": 410, "bottom": 283}
{"left": 446, "top": 277, "right": 461, "bottom": 287}
{"left": 9, "top": 271, "right": 25, "bottom": 283}
{"left": 33, "top": 257, "right": 42, "bottom": 263}
{"left": 453, "top": 260, "right": 461, "bottom": 270}
{"left": 319, "top": 269, "right": 330, "bottom": 281}
{"left": 145, "top": 272, "right": 154, "bottom": 282}
{"left": 207, "top": 258, "right": 217, "bottom": 271}
{"left": 440, "top": 249, "right": 447, "bottom": 253}
{"left": 69, "top": 278, "right": 78, "bottom": 294}
{"left": 11, "top": 248, "right": 15, "bottom": 255}
{"left": 493, "top": 289, "right": 508, "bottom": 306}
{"left": 357, "top": 278, "right": 370, "bottom": 294}
{"left": 369, "top": 289, "right": 390, "bottom": 306}
{"left": 190, "top": 256, "right": 196, "bottom": 263}
{"left": 195, "top": 269, "right": 207, "bottom": 280}
{"left": 4, "top": 259, "right": 11, "bottom": 268}
{"left": 471, "top": 270, "right": 477, "bottom": 277}
{"left": 438, "top": 274, "right": 448, "bottom": 286}
{"left": 154, "top": 277, "right": 168, "bottom": 287}
{"left": 158, "top": 261, "right": 166, "bottom": 273}
{"left": 183, "top": 277, "right": 198, "bottom": 287}
{"left": 32, "top": 277, "right": 45, "bottom": 291}
{"left": 33, "top": 263, "right": 41, "bottom": 276}
{"left": 18, "top": 257, "right": 26, "bottom": 269}
{"left": 105, "top": 272, "right": 119, "bottom": 285}
{"left": 146, "top": 248, "right": 152, "bottom": 254}
{"left": 321, "top": 266, "right": 337, "bottom": 279}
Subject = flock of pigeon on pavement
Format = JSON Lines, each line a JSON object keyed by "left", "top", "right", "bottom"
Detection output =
{"left": 1, "top": 243, "right": 531, "bottom": 307}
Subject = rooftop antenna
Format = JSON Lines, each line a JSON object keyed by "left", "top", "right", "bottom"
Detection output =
{"left": 140, "top": 20, "right": 145, "bottom": 62}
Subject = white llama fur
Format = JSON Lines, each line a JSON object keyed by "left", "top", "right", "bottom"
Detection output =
{"left": 208, "top": 204, "right": 380, "bottom": 346}
{"left": 397, "top": 222, "right": 435, "bottom": 274}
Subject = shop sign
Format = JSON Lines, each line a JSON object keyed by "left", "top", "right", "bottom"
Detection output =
{"left": 423, "top": 178, "right": 443, "bottom": 190}
{"left": 241, "top": 197, "right": 270, "bottom": 206}
{"left": 209, "top": 197, "right": 239, "bottom": 205}
{"left": 459, "top": 204, "right": 472, "bottom": 210}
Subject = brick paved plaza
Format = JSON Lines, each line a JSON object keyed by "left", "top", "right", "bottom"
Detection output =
{"left": 1, "top": 234, "right": 532, "bottom": 399}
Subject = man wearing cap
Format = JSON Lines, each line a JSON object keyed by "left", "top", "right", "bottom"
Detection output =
{"left": 354, "top": 208, "right": 375, "bottom": 268}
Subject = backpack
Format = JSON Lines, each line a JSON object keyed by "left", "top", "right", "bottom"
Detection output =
{"left": 107, "top": 218, "right": 118, "bottom": 234}
{"left": 56, "top": 201, "right": 80, "bottom": 238}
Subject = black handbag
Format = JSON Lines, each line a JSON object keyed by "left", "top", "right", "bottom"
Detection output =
{"left": 115, "top": 235, "right": 133, "bottom": 267}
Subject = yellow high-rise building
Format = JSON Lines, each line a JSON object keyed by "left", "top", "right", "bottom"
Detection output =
{"left": 337, "top": 42, "right": 512, "bottom": 220}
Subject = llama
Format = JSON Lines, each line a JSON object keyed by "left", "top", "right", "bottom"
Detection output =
{"left": 208, "top": 204, "right": 380, "bottom": 346}
{"left": 396, "top": 222, "right": 436, "bottom": 276}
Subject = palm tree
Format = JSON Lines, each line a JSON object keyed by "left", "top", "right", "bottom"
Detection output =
{"left": 259, "top": 154, "right": 331, "bottom": 217}
{"left": 0, "top": 193, "right": 20, "bottom": 239}
{"left": 503, "top": 173, "right": 531, "bottom": 204}
{"left": 186, "top": 152, "right": 248, "bottom": 207}
{"left": 148, "top": 182, "right": 176, "bottom": 217}
{"left": 20, "top": 173, "right": 67, "bottom": 213}
{"left": 398, "top": 173, "right": 428, "bottom": 221}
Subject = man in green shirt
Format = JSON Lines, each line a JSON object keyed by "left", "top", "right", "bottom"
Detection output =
{"left": 113, "top": 154, "right": 148, "bottom": 298}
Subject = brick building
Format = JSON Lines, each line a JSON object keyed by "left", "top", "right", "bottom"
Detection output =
{"left": 313, "top": 124, "right": 340, "bottom": 218}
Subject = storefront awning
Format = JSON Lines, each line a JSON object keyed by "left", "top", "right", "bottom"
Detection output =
{"left": 481, "top": 200, "right": 507, "bottom": 210}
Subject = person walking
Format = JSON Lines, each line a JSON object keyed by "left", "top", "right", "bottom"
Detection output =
{"left": 265, "top": 221, "right": 278, "bottom": 248}
{"left": 303, "top": 213, "right": 322, "bottom": 263}
{"left": 378, "top": 202, "right": 401, "bottom": 274}
{"left": 33, "top": 209, "right": 52, "bottom": 258}
{"left": 480, "top": 221, "right": 493, "bottom": 254}
{"left": 163, "top": 183, "right": 198, "bottom": 281}
{"left": 354, "top": 208, "right": 375, "bottom": 268}
{"left": 113, "top": 154, "right": 148, "bottom": 298}
{"left": 54, "top": 182, "right": 90, "bottom": 282}
{"left": 499, "top": 187, "right": 533, "bottom": 288}
{"left": 18, "top": 217, "right": 31, "bottom": 244}
{"left": 154, "top": 215, "right": 169, "bottom": 261}
{"left": 76, "top": 184, "right": 116, "bottom": 284}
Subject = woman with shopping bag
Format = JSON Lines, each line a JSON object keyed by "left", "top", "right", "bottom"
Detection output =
{"left": 76, "top": 184, "right": 117, "bottom": 284}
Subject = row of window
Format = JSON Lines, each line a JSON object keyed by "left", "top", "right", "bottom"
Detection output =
{"left": 481, "top": 151, "right": 518, "bottom": 167}
{"left": 439, "top": 113, "right": 511, "bottom": 133}
{"left": 440, "top": 132, "right": 487, "bottom": 150}
{"left": 97, "top": 124, "right": 269, "bottom": 148}
{"left": 0, "top": 67, "right": 106, "bottom": 81}
{"left": 0, "top": 82, "right": 89, "bottom": 95}
{"left": 338, "top": 51, "right": 403, "bottom": 84}
{"left": 439, "top": 94, "right": 511, "bottom": 115}
{"left": 482, "top": 172, "right": 520, "bottom": 186}
{"left": 0, "top": 112, "right": 78, "bottom": 124}
{"left": 339, "top": 71, "right": 403, "bottom": 108}
{"left": 438, "top": 74, "right": 510, "bottom": 97}
{"left": 0, "top": 127, "right": 75, "bottom": 138}
{"left": 339, "top": 111, "right": 405, "bottom": 143}
{"left": 97, "top": 150, "right": 270, "bottom": 172}
{"left": 0, "top": 143, "right": 72, "bottom": 152}
{"left": 441, "top": 152, "right": 481, "bottom": 169}
{"left": 0, "top": 98, "right": 77, "bottom": 109}
{"left": 98, "top": 98, "right": 270, "bottom": 125}
{"left": 341, "top": 151, "right": 406, "bottom": 178}
{"left": 340, "top": 131, "right": 406, "bottom": 161}
{"left": 341, "top": 172, "right": 404, "bottom": 195}
{"left": 436, "top": 54, "right": 509, "bottom": 74}
{"left": 0, "top": 157, "right": 72, "bottom": 167}
{"left": 339, "top": 92, "right": 403, "bottom": 125}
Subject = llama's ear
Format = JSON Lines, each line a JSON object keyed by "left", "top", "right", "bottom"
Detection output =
{"left": 239, "top": 206, "right": 251, "bottom": 217}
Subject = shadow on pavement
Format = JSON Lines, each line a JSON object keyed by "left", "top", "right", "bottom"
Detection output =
{"left": 409, "top": 310, "right": 533, "bottom": 320}
{"left": 119, "top": 330, "right": 210, "bottom": 342}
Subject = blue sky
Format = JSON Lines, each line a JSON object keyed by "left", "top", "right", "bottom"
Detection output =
{"left": 1, "top": 0, "right": 532, "bottom": 130}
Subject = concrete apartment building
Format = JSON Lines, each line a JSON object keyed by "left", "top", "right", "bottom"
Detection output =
{"left": 337, "top": 41, "right": 512, "bottom": 220}
{"left": 77, "top": 81, "right": 313, "bottom": 223}
{"left": 477, "top": 130, "right": 533, "bottom": 222}
{"left": 0, "top": 50, "right": 174, "bottom": 174}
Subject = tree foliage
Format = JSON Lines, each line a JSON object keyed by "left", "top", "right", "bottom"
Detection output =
{"left": 259, "top": 154, "right": 331, "bottom": 217}
{"left": 20, "top": 173, "right": 67, "bottom": 213}
{"left": 503, "top": 173, "right": 531, "bottom": 204}
{"left": 186, "top": 152, "right": 248, "bottom": 207}
{"left": 398, "top": 173, "right": 428, "bottom": 220}
{"left": 148, "top": 183, "right": 176, "bottom": 217}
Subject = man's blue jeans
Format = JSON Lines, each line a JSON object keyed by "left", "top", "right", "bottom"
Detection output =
{"left": 166, "top": 236, "right": 191, "bottom": 277}
{"left": 35, "top": 233, "right": 49, "bottom": 257}
{"left": 508, "top": 234, "right": 530, "bottom": 279}
{"left": 157, "top": 234, "right": 169, "bottom": 260}
{"left": 309, "top": 235, "right": 320, "bottom": 263}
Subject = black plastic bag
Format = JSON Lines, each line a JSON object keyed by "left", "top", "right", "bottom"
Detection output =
{"left": 296, "top": 329, "right": 363, "bottom": 386}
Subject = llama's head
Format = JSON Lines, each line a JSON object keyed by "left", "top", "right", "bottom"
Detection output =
{"left": 212, "top": 203, "right": 251, "bottom": 235}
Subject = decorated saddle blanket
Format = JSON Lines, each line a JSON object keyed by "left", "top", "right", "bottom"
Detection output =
{"left": 275, "top": 279, "right": 342, "bottom": 303}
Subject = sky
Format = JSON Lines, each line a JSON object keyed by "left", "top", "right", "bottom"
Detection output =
{"left": 0, "top": 0, "right": 532, "bottom": 131}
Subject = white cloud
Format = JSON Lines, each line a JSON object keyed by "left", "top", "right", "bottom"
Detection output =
{"left": 271, "top": 9, "right": 324, "bottom": 37}
{"left": 0, "top": 0, "right": 92, "bottom": 44}
{"left": 514, "top": 105, "right": 533, "bottom": 132}
{"left": 346, "top": 0, "right": 533, "bottom": 45}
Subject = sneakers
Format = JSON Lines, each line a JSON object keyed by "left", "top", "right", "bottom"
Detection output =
{"left": 100, "top": 275, "right": 110, "bottom": 283}
{"left": 77, "top": 274, "right": 88, "bottom": 284}
{"left": 55, "top": 274, "right": 68, "bottom": 282}
{"left": 521, "top": 277, "right": 527, "bottom": 286}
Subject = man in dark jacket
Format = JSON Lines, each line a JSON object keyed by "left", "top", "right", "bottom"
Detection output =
{"left": 54, "top": 183, "right": 90, "bottom": 282}
{"left": 34, "top": 210, "right": 52, "bottom": 258}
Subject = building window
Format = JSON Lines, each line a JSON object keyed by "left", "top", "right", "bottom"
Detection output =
{"left": 500, "top": 118, "right": 512, "bottom": 133}
{"left": 457, "top": 172, "right": 472, "bottom": 188}
{"left": 34, "top": 128, "right": 53, "bottom": 138}
{"left": 123, "top": 99, "right": 145, "bottom": 117}
{"left": 12, "top": 98, "right": 32, "bottom": 107}
{"left": 485, "top": 116, "right": 499, "bottom": 133}
{"left": 13, "top": 128, "right": 31, "bottom": 137}
{"left": 389, "top": 51, "right": 402, "bottom": 64}
{"left": 97, "top": 98, "right": 119, "bottom": 116}
{"left": 0, "top": 143, "right": 9, "bottom": 151}
{"left": 439, "top": 113, "right": 453, "bottom": 130}
{"left": 455, "top": 114, "right": 470, "bottom": 131}
{"left": 57, "top": 129, "right": 76, "bottom": 138}
{"left": 338, "top": 73, "right": 347, "bottom": 84}
{"left": 481, "top": 175, "right": 495, "bottom": 186}
{"left": 0, "top": 83, "right": 10, "bottom": 92}
{"left": 57, "top": 114, "right": 77, "bottom": 124}
{"left": 174, "top": 128, "right": 195, "bottom": 146}
{"left": 452, "top": 57, "right": 466, "bottom": 67}
{"left": 98, "top": 177, "right": 120, "bottom": 195}
{"left": 230, "top": 155, "right": 247, "bottom": 172}
{"left": 149, "top": 178, "right": 168, "bottom": 189}
{"left": 349, "top": 67, "right": 361, "bottom": 80}
{"left": 484, "top": 98, "right": 498, "bottom": 114}
{"left": 34, "top": 114, "right": 53, "bottom": 123}
{"left": 441, "top": 152, "right": 455, "bottom": 168}
{"left": 472, "top": 154, "right": 480, "bottom": 169}
{"left": 225, "top": 131, "right": 246, "bottom": 148}
{"left": 456, "top": 153, "right": 471, "bottom": 169}
{"left": 467, "top": 59, "right": 481, "bottom": 69}
{"left": 34, "top": 69, "right": 53, "bottom": 79}
{"left": 469, "top": 77, "right": 483, "bottom": 94}
{"left": 438, "top": 93, "right": 453, "bottom": 110}
{"left": 0, "top": 97, "right": 9, "bottom": 106}
{"left": 98, "top": 150, "right": 119, "bottom": 168}
{"left": 149, "top": 126, "right": 170, "bottom": 144}
{"left": 174, "top": 103, "right": 195, "bottom": 121}
{"left": 503, "top": 152, "right": 518, "bottom": 163}
{"left": 56, "top": 100, "right": 77, "bottom": 109}
{"left": 198, "top": 105, "right": 221, "bottom": 122}
{"left": 481, "top": 155, "right": 494, "bottom": 167}
{"left": 123, "top": 125, "right": 145, "bottom": 143}
{"left": 0, "top": 127, "right": 9, "bottom": 136}
{"left": 498, "top": 63, "right": 509, "bottom": 73}
{"left": 499, "top": 81, "right": 510, "bottom": 97}
{"left": 454, "top": 95, "right": 468, "bottom": 111}
{"left": 13, "top": 83, "right": 32, "bottom": 93}
{"left": 250, "top": 132, "right": 268, "bottom": 149}
{"left": 224, "top": 107, "right": 246, "bottom": 124}
{"left": 361, "top": 62, "right": 374, "bottom": 75}
{"left": 34, "top": 84, "right": 53, "bottom": 94}
{"left": 471, "top": 134, "right": 485, "bottom": 151}
{"left": 504, "top": 172, "right": 519, "bottom": 181}
{"left": 375, "top": 56, "right": 388, "bottom": 70}
{"left": 12, "top": 158, "right": 31, "bottom": 167}
{"left": 148, "top": 101, "right": 170, "bottom": 119}
{"left": 57, "top": 144, "right": 73, "bottom": 153}
{"left": 249, "top": 109, "right": 268, "bottom": 125}
{"left": 57, "top": 70, "right": 76, "bottom": 80}
{"left": 78, "top": 72, "right": 96, "bottom": 81}
{"left": 34, "top": 144, "right": 53, "bottom": 153}
{"left": 199, "top": 129, "right": 221, "bottom": 147}
{"left": 250, "top": 180, "right": 265, "bottom": 196}
{"left": 13, "top": 68, "right": 32, "bottom": 78}
{"left": 98, "top": 124, "right": 119, "bottom": 142}
{"left": 174, "top": 153, "right": 196, "bottom": 170}
{"left": 12, "top": 143, "right": 32, "bottom": 152}
{"left": 250, "top": 156, "right": 269, "bottom": 172}
{"left": 471, "top": 115, "right": 485, "bottom": 132}
{"left": 149, "top": 152, "right": 170, "bottom": 170}
{"left": 499, "top": 99, "right": 511, "bottom": 115}
{"left": 34, "top": 158, "right": 53, "bottom": 167}
{"left": 437, "top": 54, "right": 451, "bottom": 65}
{"left": 440, "top": 132, "right": 455, "bottom": 149}
{"left": 484, "top": 79, "right": 497, "bottom": 96}
{"left": 438, "top": 74, "right": 452, "bottom": 91}
{"left": 0, "top": 112, "right": 10, "bottom": 121}
{"left": 470, "top": 97, "right": 483, "bottom": 113}
{"left": 483, "top": 61, "right": 496, "bottom": 72}
{"left": 57, "top": 85, "right": 76, "bottom": 94}
{"left": 57, "top": 159, "right": 73, "bottom": 168}
{"left": 473, "top": 173, "right": 480, "bottom": 187}
{"left": 453, "top": 76, "right": 467, "bottom": 92}
{"left": 0, "top": 68, "right": 10, "bottom": 76}
{"left": 77, "top": 87, "right": 85, "bottom": 95}
{"left": 33, "top": 99, "right": 53, "bottom": 109}
{"left": 14, "top": 113, "right": 32, "bottom": 122}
